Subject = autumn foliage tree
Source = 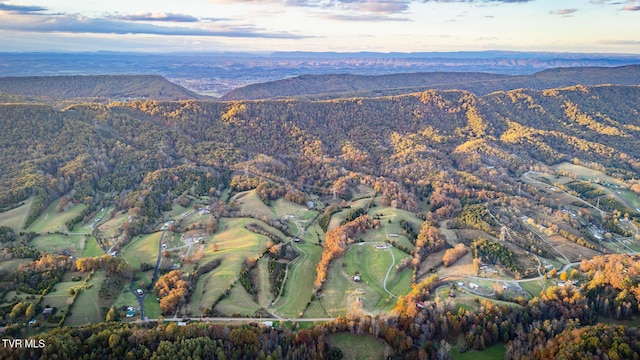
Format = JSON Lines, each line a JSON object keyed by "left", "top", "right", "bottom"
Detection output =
{"left": 155, "top": 270, "right": 188, "bottom": 315}
{"left": 442, "top": 243, "right": 469, "bottom": 267}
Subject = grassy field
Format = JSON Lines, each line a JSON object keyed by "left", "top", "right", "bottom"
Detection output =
{"left": 256, "top": 256, "right": 273, "bottom": 308}
{"left": 271, "top": 198, "right": 309, "bottom": 218}
{"left": 0, "top": 258, "right": 31, "bottom": 273}
{"left": 0, "top": 196, "right": 34, "bottom": 231}
{"left": 29, "top": 233, "right": 85, "bottom": 255}
{"left": 112, "top": 287, "right": 139, "bottom": 311}
{"left": 190, "top": 218, "right": 271, "bottom": 314}
{"left": 82, "top": 236, "right": 104, "bottom": 257}
{"left": 122, "top": 232, "right": 162, "bottom": 270}
{"left": 144, "top": 295, "right": 161, "bottom": 319}
{"left": 451, "top": 342, "right": 506, "bottom": 360}
{"left": 344, "top": 244, "right": 412, "bottom": 311}
{"left": 65, "top": 271, "right": 106, "bottom": 326}
{"left": 274, "top": 242, "right": 322, "bottom": 318}
{"left": 553, "top": 162, "right": 625, "bottom": 185}
{"left": 231, "top": 190, "right": 276, "bottom": 219}
{"left": 327, "top": 333, "right": 387, "bottom": 360}
{"left": 214, "top": 284, "right": 260, "bottom": 316}
{"left": 97, "top": 211, "right": 130, "bottom": 239}
{"left": 41, "top": 276, "right": 87, "bottom": 312}
{"left": 27, "top": 199, "right": 87, "bottom": 234}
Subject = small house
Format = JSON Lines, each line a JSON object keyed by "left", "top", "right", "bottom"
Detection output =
{"left": 353, "top": 275, "right": 361, "bottom": 282}
{"left": 42, "top": 307, "right": 55, "bottom": 316}
{"left": 469, "top": 283, "right": 479, "bottom": 290}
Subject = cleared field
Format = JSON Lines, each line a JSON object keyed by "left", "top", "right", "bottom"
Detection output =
{"left": 270, "top": 198, "right": 309, "bottom": 218}
{"left": 27, "top": 199, "right": 86, "bottom": 234}
{"left": 82, "top": 236, "right": 104, "bottom": 257}
{"left": 327, "top": 333, "right": 387, "bottom": 360}
{"left": 344, "top": 244, "right": 412, "bottom": 311}
{"left": 29, "top": 233, "right": 84, "bottom": 255}
{"left": 112, "top": 287, "right": 139, "bottom": 311}
{"left": 214, "top": 284, "right": 260, "bottom": 316}
{"left": 317, "top": 255, "right": 359, "bottom": 316}
{"left": 273, "top": 241, "right": 322, "bottom": 318}
{"left": 327, "top": 198, "right": 373, "bottom": 230}
{"left": 122, "top": 232, "right": 162, "bottom": 270}
{"left": 2, "top": 290, "right": 39, "bottom": 306}
{"left": 65, "top": 271, "right": 105, "bottom": 326}
{"left": 553, "top": 162, "right": 625, "bottom": 186}
{"left": 231, "top": 190, "right": 276, "bottom": 219}
{"left": 190, "top": 218, "right": 271, "bottom": 314}
{"left": 0, "top": 196, "right": 33, "bottom": 231}
{"left": 0, "top": 258, "right": 31, "bottom": 273}
{"left": 144, "top": 295, "right": 161, "bottom": 319}
{"left": 97, "top": 211, "right": 130, "bottom": 239}
{"left": 42, "top": 279, "right": 85, "bottom": 311}
{"left": 545, "top": 234, "right": 601, "bottom": 262}
{"left": 256, "top": 256, "right": 273, "bottom": 308}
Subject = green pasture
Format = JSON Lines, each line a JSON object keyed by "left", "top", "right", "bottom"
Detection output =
{"left": 2, "top": 290, "right": 39, "bottom": 306}
{"left": 29, "top": 233, "right": 84, "bottom": 254}
{"left": 214, "top": 284, "right": 260, "bottom": 316}
{"left": 553, "top": 162, "right": 624, "bottom": 185}
{"left": 270, "top": 198, "right": 309, "bottom": 218}
{"left": 97, "top": 211, "right": 130, "bottom": 239}
{"left": 273, "top": 241, "right": 322, "bottom": 318}
{"left": 0, "top": 196, "right": 33, "bottom": 231}
{"left": 27, "top": 199, "right": 86, "bottom": 234}
{"left": 112, "top": 287, "right": 139, "bottom": 311}
{"left": 122, "top": 232, "right": 162, "bottom": 270}
{"left": 190, "top": 218, "right": 271, "bottom": 314}
{"left": 0, "top": 258, "right": 31, "bottom": 273}
{"left": 65, "top": 271, "right": 105, "bottom": 326}
{"left": 316, "top": 257, "right": 355, "bottom": 316}
{"left": 256, "top": 256, "right": 273, "bottom": 308}
{"left": 231, "top": 190, "right": 276, "bottom": 219}
{"left": 144, "top": 295, "right": 161, "bottom": 319}
{"left": 81, "top": 236, "right": 104, "bottom": 257}
{"left": 327, "top": 333, "right": 387, "bottom": 360}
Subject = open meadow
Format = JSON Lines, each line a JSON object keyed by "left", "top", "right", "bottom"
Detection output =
{"left": 0, "top": 196, "right": 33, "bottom": 231}
{"left": 27, "top": 199, "right": 86, "bottom": 234}
{"left": 65, "top": 271, "right": 106, "bottom": 326}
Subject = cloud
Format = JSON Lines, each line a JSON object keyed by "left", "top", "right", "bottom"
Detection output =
{"left": 622, "top": 5, "right": 640, "bottom": 10}
{"left": 549, "top": 8, "right": 578, "bottom": 15}
{"left": 318, "top": 12, "right": 409, "bottom": 21}
{"left": 0, "top": 2, "right": 47, "bottom": 13}
{"left": 598, "top": 39, "right": 640, "bottom": 45}
{"left": 109, "top": 12, "right": 199, "bottom": 23}
{"left": 0, "top": 13, "right": 308, "bottom": 39}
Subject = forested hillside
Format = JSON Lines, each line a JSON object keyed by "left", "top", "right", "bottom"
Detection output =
{"left": 0, "top": 75, "right": 207, "bottom": 101}
{"left": 222, "top": 65, "right": 640, "bottom": 100}
{"left": 2, "top": 78, "right": 640, "bottom": 359}
{"left": 2, "top": 84, "right": 640, "bottom": 221}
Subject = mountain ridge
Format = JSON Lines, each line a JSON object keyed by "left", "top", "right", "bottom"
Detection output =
{"left": 0, "top": 74, "right": 209, "bottom": 101}
{"left": 222, "top": 64, "right": 640, "bottom": 100}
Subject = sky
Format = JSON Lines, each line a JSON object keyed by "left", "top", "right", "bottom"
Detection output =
{"left": 0, "top": 0, "right": 639, "bottom": 53}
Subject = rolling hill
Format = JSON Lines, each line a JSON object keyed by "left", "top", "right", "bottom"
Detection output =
{"left": 221, "top": 65, "right": 640, "bottom": 100}
{"left": 0, "top": 74, "right": 208, "bottom": 101}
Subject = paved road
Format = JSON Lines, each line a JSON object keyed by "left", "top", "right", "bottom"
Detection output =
{"left": 140, "top": 317, "right": 336, "bottom": 324}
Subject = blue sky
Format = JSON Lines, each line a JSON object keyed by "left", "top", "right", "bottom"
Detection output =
{"left": 0, "top": 0, "right": 639, "bottom": 53}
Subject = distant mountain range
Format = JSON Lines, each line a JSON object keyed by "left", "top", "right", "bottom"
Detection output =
{"left": 222, "top": 65, "right": 640, "bottom": 100}
{"left": 1, "top": 51, "right": 640, "bottom": 97}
